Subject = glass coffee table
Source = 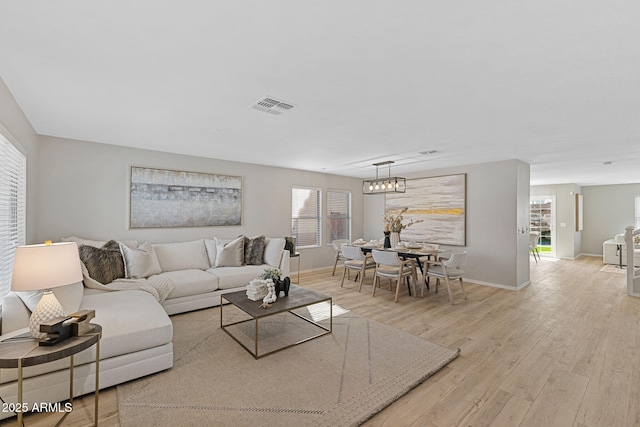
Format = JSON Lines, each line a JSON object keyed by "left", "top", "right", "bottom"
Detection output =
{"left": 221, "top": 284, "right": 332, "bottom": 359}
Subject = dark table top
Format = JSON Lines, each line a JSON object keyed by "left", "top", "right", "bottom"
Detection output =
{"left": 222, "top": 284, "right": 331, "bottom": 319}
{"left": 0, "top": 324, "right": 102, "bottom": 368}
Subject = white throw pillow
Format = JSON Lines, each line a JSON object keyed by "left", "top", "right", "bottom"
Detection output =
{"left": 264, "top": 237, "right": 286, "bottom": 267}
{"left": 214, "top": 236, "right": 244, "bottom": 267}
{"left": 17, "top": 281, "right": 84, "bottom": 315}
{"left": 204, "top": 239, "right": 217, "bottom": 267}
{"left": 153, "top": 240, "right": 209, "bottom": 272}
{"left": 120, "top": 241, "right": 162, "bottom": 279}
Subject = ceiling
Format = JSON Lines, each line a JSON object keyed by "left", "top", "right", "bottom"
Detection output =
{"left": 0, "top": 1, "right": 639, "bottom": 186}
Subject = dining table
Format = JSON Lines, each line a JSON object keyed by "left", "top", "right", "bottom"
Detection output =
{"left": 352, "top": 243, "right": 451, "bottom": 293}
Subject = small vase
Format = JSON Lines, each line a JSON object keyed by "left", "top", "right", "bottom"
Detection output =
{"left": 390, "top": 232, "right": 400, "bottom": 247}
{"left": 383, "top": 231, "right": 391, "bottom": 249}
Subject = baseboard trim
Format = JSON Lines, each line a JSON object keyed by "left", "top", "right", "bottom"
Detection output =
{"left": 463, "top": 278, "right": 531, "bottom": 291}
{"left": 320, "top": 266, "right": 531, "bottom": 291}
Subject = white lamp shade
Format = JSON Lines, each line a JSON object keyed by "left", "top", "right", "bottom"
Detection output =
{"left": 11, "top": 242, "right": 83, "bottom": 292}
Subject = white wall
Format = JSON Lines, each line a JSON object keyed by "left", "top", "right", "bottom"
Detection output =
{"left": 531, "top": 184, "right": 582, "bottom": 259}
{"left": 581, "top": 184, "right": 640, "bottom": 256}
{"left": 35, "top": 136, "right": 363, "bottom": 272}
{"left": 363, "top": 159, "right": 531, "bottom": 289}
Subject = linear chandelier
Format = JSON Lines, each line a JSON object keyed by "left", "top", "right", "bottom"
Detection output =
{"left": 362, "top": 161, "right": 406, "bottom": 195}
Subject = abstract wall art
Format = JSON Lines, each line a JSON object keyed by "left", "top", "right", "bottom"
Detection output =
{"left": 130, "top": 166, "right": 242, "bottom": 228}
{"left": 385, "top": 173, "right": 466, "bottom": 246}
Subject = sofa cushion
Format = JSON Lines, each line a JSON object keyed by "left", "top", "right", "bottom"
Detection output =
{"left": 62, "top": 236, "right": 138, "bottom": 249}
{"left": 264, "top": 237, "right": 286, "bottom": 268}
{"left": 78, "top": 240, "right": 125, "bottom": 284}
{"left": 150, "top": 269, "right": 219, "bottom": 298}
{"left": 80, "top": 289, "right": 173, "bottom": 360}
{"left": 214, "top": 236, "right": 244, "bottom": 267}
{"left": 207, "top": 264, "right": 267, "bottom": 290}
{"left": 120, "top": 241, "right": 163, "bottom": 279}
{"left": 16, "top": 281, "right": 84, "bottom": 315}
{"left": 244, "top": 235, "right": 266, "bottom": 265}
{"left": 153, "top": 240, "right": 209, "bottom": 272}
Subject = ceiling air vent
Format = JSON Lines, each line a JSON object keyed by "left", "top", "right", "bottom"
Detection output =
{"left": 250, "top": 96, "right": 295, "bottom": 115}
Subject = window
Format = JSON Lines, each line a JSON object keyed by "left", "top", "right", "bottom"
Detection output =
{"left": 291, "top": 187, "right": 321, "bottom": 248}
{"left": 0, "top": 134, "right": 26, "bottom": 301}
{"left": 327, "top": 190, "right": 351, "bottom": 243}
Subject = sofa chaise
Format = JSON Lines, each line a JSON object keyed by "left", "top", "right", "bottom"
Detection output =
{"left": 0, "top": 235, "right": 289, "bottom": 420}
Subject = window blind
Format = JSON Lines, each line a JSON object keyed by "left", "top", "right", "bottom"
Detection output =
{"left": 0, "top": 135, "right": 26, "bottom": 301}
{"left": 327, "top": 190, "right": 351, "bottom": 243}
{"left": 291, "top": 187, "right": 321, "bottom": 248}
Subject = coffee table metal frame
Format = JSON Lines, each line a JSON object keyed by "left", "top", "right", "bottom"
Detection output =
{"left": 220, "top": 284, "right": 332, "bottom": 359}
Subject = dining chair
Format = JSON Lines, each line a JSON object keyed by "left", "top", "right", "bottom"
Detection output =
{"left": 371, "top": 249, "right": 418, "bottom": 303}
{"left": 529, "top": 232, "right": 540, "bottom": 263}
{"left": 331, "top": 239, "right": 351, "bottom": 275}
{"left": 418, "top": 243, "right": 440, "bottom": 290}
{"left": 340, "top": 245, "right": 376, "bottom": 291}
{"left": 424, "top": 251, "right": 467, "bottom": 305}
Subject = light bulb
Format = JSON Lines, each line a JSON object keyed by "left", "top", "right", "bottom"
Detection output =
{"left": 375, "top": 183, "right": 379, "bottom": 190}
{"left": 369, "top": 183, "right": 373, "bottom": 191}
{"left": 387, "top": 182, "right": 393, "bottom": 189}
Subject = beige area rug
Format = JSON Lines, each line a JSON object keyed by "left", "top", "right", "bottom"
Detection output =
{"left": 117, "top": 302, "right": 459, "bottom": 426}
{"left": 600, "top": 264, "right": 626, "bottom": 274}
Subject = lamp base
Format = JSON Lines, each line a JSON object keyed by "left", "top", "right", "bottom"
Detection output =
{"left": 29, "top": 291, "right": 65, "bottom": 339}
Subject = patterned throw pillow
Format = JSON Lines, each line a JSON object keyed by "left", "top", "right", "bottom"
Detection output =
{"left": 244, "top": 235, "right": 266, "bottom": 265}
{"left": 78, "top": 240, "right": 125, "bottom": 284}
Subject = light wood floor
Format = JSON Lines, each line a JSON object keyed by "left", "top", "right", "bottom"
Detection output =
{"left": 18, "top": 256, "right": 638, "bottom": 427}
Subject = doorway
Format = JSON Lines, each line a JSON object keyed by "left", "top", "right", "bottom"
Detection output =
{"left": 530, "top": 196, "right": 556, "bottom": 258}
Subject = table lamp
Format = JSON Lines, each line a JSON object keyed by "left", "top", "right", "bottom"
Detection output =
{"left": 10, "top": 241, "right": 83, "bottom": 339}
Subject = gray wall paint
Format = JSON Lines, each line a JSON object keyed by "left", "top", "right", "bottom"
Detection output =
{"left": 516, "top": 161, "right": 531, "bottom": 286}
{"left": 0, "top": 77, "right": 39, "bottom": 243}
{"left": 531, "top": 184, "right": 582, "bottom": 259}
{"left": 532, "top": 183, "right": 640, "bottom": 258}
{"left": 581, "top": 184, "right": 640, "bottom": 255}
{"left": 1, "top": 74, "right": 533, "bottom": 289}
{"left": 363, "top": 159, "right": 531, "bottom": 289}
{"left": 35, "top": 136, "right": 364, "bottom": 272}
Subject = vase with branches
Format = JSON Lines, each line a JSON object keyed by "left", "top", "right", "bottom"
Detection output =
{"left": 383, "top": 207, "right": 423, "bottom": 245}
{"left": 384, "top": 207, "right": 423, "bottom": 232}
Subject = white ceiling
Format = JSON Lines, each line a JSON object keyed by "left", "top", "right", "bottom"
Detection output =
{"left": 0, "top": 1, "right": 639, "bottom": 186}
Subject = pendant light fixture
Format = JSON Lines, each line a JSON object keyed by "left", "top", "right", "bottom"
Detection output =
{"left": 362, "top": 161, "right": 406, "bottom": 195}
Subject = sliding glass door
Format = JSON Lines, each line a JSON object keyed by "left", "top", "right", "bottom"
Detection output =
{"left": 530, "top": 196, "right": 555, "bottom": 257}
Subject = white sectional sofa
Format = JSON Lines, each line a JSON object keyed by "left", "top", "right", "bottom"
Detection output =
{"left": 0, "top": 235, "right": 289, "bottom": 420}
{"left": 602, "top": 236, "right": 640, "bottom": 267}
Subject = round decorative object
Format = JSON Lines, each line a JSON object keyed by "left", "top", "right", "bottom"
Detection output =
{"left": 30, "top": 291, "right": 66, "bottom": 339}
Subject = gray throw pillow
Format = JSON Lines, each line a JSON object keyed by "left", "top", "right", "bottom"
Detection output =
{"left": 214, "top": 236, "right": 245, "bottom": 267}
{"left": 78, "top": 240, "right": 125, "bottom": 284}
{"left": 244, "top": 235, "right": 266, "bottom": 265}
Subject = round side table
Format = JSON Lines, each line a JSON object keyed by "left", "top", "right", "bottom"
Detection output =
{"left": 0, "top": 324, "right": 102, "bottom": 426}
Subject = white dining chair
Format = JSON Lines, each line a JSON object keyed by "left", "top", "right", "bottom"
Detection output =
{"left": 529, "top": 232, "right": 540, "bottom": 262}
{"left": 371, "top": 249, "right": 418, "bottom": 303}
{"left": 331, "top": 239, "right": 351, "bottom": 275}
{"left": 424, "top": 251, "right": 467, "bottom": 305}
{"left": 340, "top": 245, "right": 376, "bottom": 291}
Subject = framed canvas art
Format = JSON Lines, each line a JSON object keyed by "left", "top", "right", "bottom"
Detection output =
{"left": 385, "top": 173, "right": 466, "bottom": 246}
{"left": 129, "top": 166, "right": 242, "bottom": 228}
